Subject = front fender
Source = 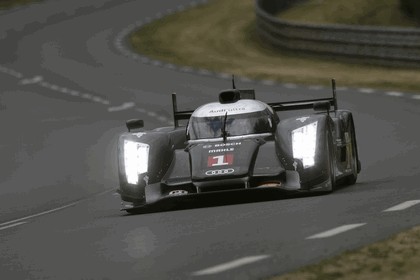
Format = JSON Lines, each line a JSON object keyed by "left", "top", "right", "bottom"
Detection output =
{"left": 117, "top": 131, "right": 175, "bottom": 203}
{"left": 275, "top": 114, "right": 333, "bottom": 189}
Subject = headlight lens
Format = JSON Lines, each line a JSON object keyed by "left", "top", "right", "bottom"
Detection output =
{"left": 124, "top": 140, "right": 149, "bottom": 185}
{"left": 292, "top": 121, "right": 318, "bottom": 168}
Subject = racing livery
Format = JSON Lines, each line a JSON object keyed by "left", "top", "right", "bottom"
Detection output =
{"left": 117, "top": 79, "right": 361, "bottom": 212}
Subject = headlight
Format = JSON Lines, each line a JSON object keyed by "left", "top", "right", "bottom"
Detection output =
{"left": 292, "top": 121, "right": 318, "bottom": 168}
{"left": 124, "top": 140, "right": 149, "bottom": 185}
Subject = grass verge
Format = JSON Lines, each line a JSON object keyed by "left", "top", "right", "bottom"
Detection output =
{"left": 130, "top": 0, "right": 420, "bottom": 93}
{"left": 270, "top": 225, "right": 420, "bottom": 280}
{"left": 0, "top": 0, "right": 41, "bottom": 10}
{"left": 279, "top": 0, "right": 420, "bottom": 27}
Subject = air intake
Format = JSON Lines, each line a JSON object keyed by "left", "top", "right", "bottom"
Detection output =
{"left": 219, "top": 89, "right": 241, "bottom": 104}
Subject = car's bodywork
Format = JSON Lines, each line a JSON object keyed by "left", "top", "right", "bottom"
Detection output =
{"left": 117, "top": 80, "right": 360, "bottom": 212}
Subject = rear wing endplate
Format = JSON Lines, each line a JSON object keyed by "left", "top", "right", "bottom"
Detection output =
{"left": 269, "top": 79, "right": 338, "bottom": 112}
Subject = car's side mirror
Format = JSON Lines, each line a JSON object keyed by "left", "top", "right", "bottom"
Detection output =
{"left": 313, "top": 101, "right": 331, "bottom": 112}
{"left": 126, "top": 119, "right": 144, "bottom": 132}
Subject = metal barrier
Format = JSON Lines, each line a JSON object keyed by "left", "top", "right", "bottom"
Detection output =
{"left": 255, "top": 0, "right": 420, "bottom": 67}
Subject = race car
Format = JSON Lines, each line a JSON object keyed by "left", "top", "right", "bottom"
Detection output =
{"left": 117, "top": 79, "right": 360, "bottom": 212}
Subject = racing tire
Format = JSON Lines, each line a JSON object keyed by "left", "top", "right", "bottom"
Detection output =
{"left": 326, "top": 128, "right": 336, "bottom": 191}
{"left": 343, "top": 118, "right": 358, "bottom": 185}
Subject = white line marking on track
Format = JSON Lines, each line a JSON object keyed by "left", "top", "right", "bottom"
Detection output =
{"left": 383, "top": 200, "right": 420, "bottom": 212}
{"left": 165, "top": 63, "right": 176, "bottom": 70}
{"left": 218, "top": 73, "right": 231, "bottom": 79}
{"left": 239, "top": 77, "right": 253, "bottom": 83}
{"left": 386, "top": 91, "right": 404, "bottom": 97}
{"left": 358, "top": 88, "right": 375, "bottom": 94}
{"left": 306, "top": 223, "right": 366, "bottom": 239}
{"left": 0, "top": 67, "right": 23, "bottom": 79}
{"left": 261, "top": 79, "right": 275, "bottom": 86}
{"left": 198, "top": 69, "right": 211, "bottom": 75}
{"left": 20, "top": 75, "right": 43, "bottom": 85}
{"left": 8, "top": 71, "right": 23, "bottom": 79}
{"left": 0, "top": 222, "right": 27, "bottom": 231}
{"left": 180, "top": 66, "right": 193, "bottom": 73}
{"left": 412, "top": 95, "right": 420, "bottom": 100}
{"left": 50, "top": 84, "right": 59, "bottom": 91}
{"left": 336, "top": 86, "right": 348, "bottom": 91}
{"left": 0, "top": 202, "right": 79, "bottom": 227}
{"left": 92, "top": 97, "right": 104, "bottom": 103}
{"left": 60, "top": 87, "right": 70, "bottom": 94}
{"left": 0, "top": 189, "right": 113, "bottom": 227}
{"left": 82, "top": 93, "right": 93, "bottom": 99}
{"left": 108, "top": 102, "right": 135, "bottom": 112}
{"left": 191, "top": 255, "right": 270, "bottom": 276}
{"left": 157, "top": 116, "right": 169, "bottom": 122}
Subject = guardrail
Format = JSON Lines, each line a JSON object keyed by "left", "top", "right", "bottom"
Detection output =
{"left": 255, "top": 0, "right": 420, "bottom": 67}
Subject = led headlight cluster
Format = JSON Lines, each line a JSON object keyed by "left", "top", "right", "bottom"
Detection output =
{"left": 292, "top": 121, "right": 318, "bottom": 168}
{"left": 124, "top": 140, "right": 149, "bottom": 185}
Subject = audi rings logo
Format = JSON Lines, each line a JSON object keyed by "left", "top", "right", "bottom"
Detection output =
{"left": 205, "top": 168, "right": 235, "bottom": 176}
{"left": 169, "top": 190, "right": 188, "bottom": 196}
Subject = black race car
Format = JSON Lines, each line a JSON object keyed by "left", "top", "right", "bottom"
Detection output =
{"left": 117, "top": 79, "right": 360, "bottom": 212}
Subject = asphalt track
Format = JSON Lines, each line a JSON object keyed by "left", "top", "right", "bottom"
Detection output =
{"left": 1, "top": 1, "right": 420, "bottom": 279}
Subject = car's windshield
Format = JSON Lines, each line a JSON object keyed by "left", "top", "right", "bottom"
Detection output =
{"left": 188, "top": 110, "right": 273, "bottom": 140}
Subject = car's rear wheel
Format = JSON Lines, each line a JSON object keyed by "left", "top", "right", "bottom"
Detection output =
{"left": 326, "top": 128, "right": 336, "bottom": 191}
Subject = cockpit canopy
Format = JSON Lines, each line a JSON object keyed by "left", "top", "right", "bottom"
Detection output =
{"left": 187, "top": 99, "right": 278, "bottom": 140}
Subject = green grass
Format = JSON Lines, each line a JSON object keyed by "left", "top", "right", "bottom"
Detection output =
{"left": 0, "top": 0, "right": 41, "bottom": 10}
{"left": 270, "top": 225, "right": 420, "bottom": 280}
{"left": 130, "top": 0, "right": 420, "bottom": 93}
{"left": 279, "top": 0, "right": 420, "bottom": 27}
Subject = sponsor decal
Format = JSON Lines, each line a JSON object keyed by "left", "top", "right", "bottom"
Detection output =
{"left": 208, "top": 154, "right": 234, "bottom": 167}
{"left": 209, "top": 108, "right": 245, "bottom": 114}
{"left": 296, "top": 116, "right": 310, "bottom": 123}
{"left": 209, "top": 148, "right": 234, "bottom": 153}
{"left": 203, "top": 143, "right": 241, "bottom": 151}
{"left": 293, "top": 161, "right": 298, "bottom": 171}
{"left": 214, "top": 142, "right": 241, "bottom": 147}
{"left": 133, "top": 132, "right": 146, "bottom": 138}
{"left": 205, "top": 168, "right": 235, "bottom": 176}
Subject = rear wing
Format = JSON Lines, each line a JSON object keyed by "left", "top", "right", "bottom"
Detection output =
{"left": 269, "top": 79, "right": 338, "bottom": 112}
{"left": 172, "top": 79, "right": 338, "bottom": 127}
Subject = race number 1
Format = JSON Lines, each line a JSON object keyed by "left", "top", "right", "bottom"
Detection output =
{"left": 208, "top": 154, "right": 234, "bottom": 167}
